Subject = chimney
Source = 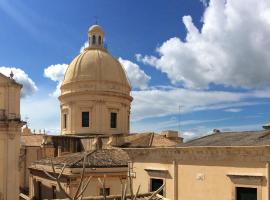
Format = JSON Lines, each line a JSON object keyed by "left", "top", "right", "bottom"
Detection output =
{"left": 57, "top": 146, "right": 62, "bottom": 157}
{"left": 160, "top": 130, "right": 183, "bottom": 143}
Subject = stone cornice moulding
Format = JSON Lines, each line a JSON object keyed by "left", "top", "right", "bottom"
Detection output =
{"left": 124, "top": 146, "right": 270, "bottom": 163}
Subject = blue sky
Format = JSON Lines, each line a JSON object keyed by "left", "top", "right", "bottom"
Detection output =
{"left": 1, "top": 0, "right": 270, "bottom": 140}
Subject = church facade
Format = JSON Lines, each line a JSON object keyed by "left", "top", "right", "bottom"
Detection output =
{"left": 0, "top": 73, "right": 25, "bottom": 200}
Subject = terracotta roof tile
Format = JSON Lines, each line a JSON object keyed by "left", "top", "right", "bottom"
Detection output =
{"left": 120, "top": 133, "right": 179, "bottom": 148}
{"left": 32, "top": 148, "right": 129, "bottom": 168}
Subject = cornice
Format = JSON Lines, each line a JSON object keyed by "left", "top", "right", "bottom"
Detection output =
{"left": 124, "top": 146, "right": 270, "bottom": 163}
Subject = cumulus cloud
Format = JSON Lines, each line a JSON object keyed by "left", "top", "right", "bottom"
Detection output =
{"left": 0, "top": 66, "right": 38, "bottom": 97}
{"left": 199, "top": 0, "right": 208, "bottom": 7}
{"left": 137, "top": 0, "right": 270, "bottom": 89}
{"left": 118, "top": 57, "right": 151, "bottom": 89}
{"left": 80, "top": 41, "right": 89, "bottom": 53}
{"left": 44, "top": 64, "right": 68, "bottom": 97}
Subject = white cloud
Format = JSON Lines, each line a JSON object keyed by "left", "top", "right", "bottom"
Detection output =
{"left": 224, "top": 108, "right": 242, "bottom": 113}
{"left": 137, "top": 0, "right": 270, "bottom": 89}
{"left": 131, "top": 87, "right": 270, "bottom": 121}
{"left": 21, "top": 93, "right": 60, "bottom": 134}
{"left": 43, "top": 64, "right": 68, "bottom": 97}
{"left": 44, "top": 64, "right": 67, "bottom": 82}
{"left": 0, "top": 66, "right": 38, "bottom": 97}
{"left": 199, "top": 0, "right": 208, "bottom": 7}
{"left": 131, "top": 88, "right": 245, "bottom": 120}
{"left": 119, "top": 57, "right": 151, "bottom": 89}
{"left": 80, "top": 41, "right": 89, "bottom": 53}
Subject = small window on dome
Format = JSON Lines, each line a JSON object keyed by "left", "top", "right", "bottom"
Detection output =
{"left": 92, "top": 35, "right": 96, "bottom": 45}
{"left": 98, "top": 36, "right": 102, "bottom": 45}
{"left": 82, "top": 112, "right": 89, "bottom": 127}
{"left": 110, "top": 112, "right": 117, "bottom": 128}
{"left": 63, "top": 114, "right": 67, "bottom": 129}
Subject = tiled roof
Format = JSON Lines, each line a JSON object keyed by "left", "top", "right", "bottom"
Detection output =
{"left": 180, "top": 130, "right": 270, "bottom": 147}
{"left": 32, "top": 148, "right": 129, "bottom": 168}
{"left": 120, "top": 133, "right": 179, "bottom": 148}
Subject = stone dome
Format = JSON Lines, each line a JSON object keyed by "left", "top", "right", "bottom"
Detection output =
{"left": 61, "top": 49, "right": 131, "bottom": 94}
{"left": 61, "top": 24, "right": 131, "bottom": 96}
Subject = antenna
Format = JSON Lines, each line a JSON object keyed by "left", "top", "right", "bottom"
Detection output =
{"left": 178, "top": 105, "right": 181, "bottom": 132}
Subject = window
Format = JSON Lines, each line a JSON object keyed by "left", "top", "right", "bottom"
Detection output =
{"left": 92, "top": 35, "right": 96, "bottom": 45}
{"left": 236, "top": 187, "right": 257, "bottom": 200}
{"left": 52, "top": 185, "right": 57, "bottom": 199}
{"left": 110, "top": 112, "right": 117, "bottom": 128}
{"left": 98, "top": 36, "right": 102, "bottom": 45}
{"left": 150, "top": 178, "right": 164, "bottom": 196}
{"left": 63, "top": 114, "right": 67, "bottom": 129}
{"left": 100, "top": 188, "right": 110, "bottom": 196}
{"left": 82, "top": 112, "right": 89, "bottom": 127}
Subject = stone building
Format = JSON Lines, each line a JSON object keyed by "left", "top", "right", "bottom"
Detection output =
{"left": 0, "top": 73, "right": 25, "bottom": 200}
{"left": 125, "top": 128, "right": 270, "bottom": 200}
{"left": 29, "top": 149, "right": 129, "bottom": 199}
{"left": 22, "top": 24, "right": 182, "bottom": 199}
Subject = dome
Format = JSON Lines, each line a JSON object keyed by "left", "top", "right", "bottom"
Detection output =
{"left": 59, "top": 25, "right": 132, "bottom": 136}
{"left": 61, "top": 48, "right": 131, "bottom": 95}
{"left": 88, "top": 24, "right": 104, "bottom": 34}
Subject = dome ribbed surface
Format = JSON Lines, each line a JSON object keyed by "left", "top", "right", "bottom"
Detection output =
{"left": 62, "top": 49, "right": 130, "bottom": 88}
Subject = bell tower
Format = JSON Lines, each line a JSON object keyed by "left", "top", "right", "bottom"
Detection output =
{"left": 0, "top": 72, "right": 24, "bottom": 200}
{"left": 88, "top": 24, "right": 105, "bottom": 49}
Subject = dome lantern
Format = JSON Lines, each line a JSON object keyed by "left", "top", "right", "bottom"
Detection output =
{"left": 88, "top": 25, "right": 104, "bottom": 49}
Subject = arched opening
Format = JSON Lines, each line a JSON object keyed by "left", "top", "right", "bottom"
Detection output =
{"left": 98, "top": 36, "right": 102, "bottom": 45}
{"left": 92, "top": 35, "right": 96, "bottom": 45}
